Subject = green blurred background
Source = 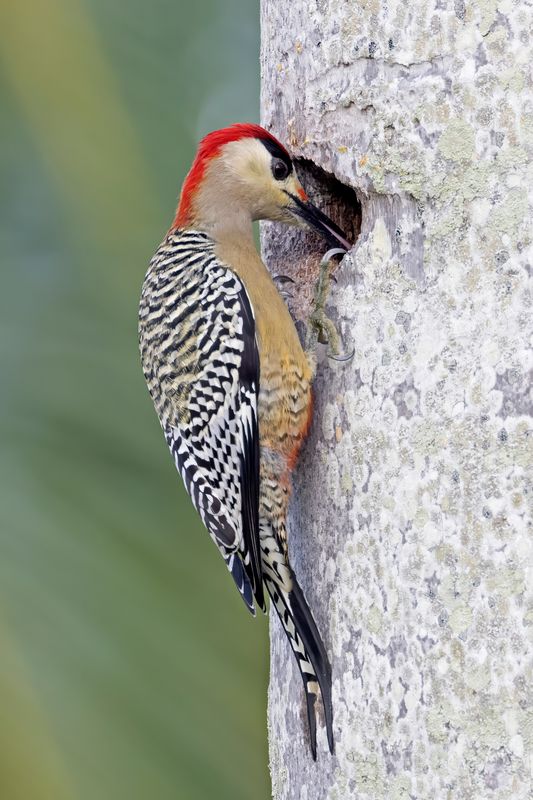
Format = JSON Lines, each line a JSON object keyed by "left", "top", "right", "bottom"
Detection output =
{"left": 0, "top": 1, "right": 270, "bottom": 798}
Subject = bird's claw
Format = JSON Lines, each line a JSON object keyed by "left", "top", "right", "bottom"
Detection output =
{"left": 274, "top": 274, "right": 296, "bottom": 301}
{"left": 320, "top": 247, "right": 347, "bottom": 266}
{"left": 273, "top": 274, "right": 296, "bottom": 285}
{"left": 328, "top": 346, "right": 355, "bottom": 363}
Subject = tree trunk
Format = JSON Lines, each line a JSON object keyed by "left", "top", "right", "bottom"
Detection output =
{"left": 261, "top": 2, "right": 532, "bottom": 798}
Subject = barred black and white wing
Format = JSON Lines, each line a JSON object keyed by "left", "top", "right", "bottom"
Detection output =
{"left": 139, "top": 230, "right": 264, "bottom": 613}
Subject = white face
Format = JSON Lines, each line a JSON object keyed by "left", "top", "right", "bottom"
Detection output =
{"left": 217, "top": 137, "right": 308, "bottom": 224}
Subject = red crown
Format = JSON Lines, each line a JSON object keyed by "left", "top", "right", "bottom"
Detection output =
{"left": 174, "top": 124, "right": 288, "bottom": 228}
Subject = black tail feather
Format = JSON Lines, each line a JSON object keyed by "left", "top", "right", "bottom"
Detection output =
{"left": 305, "top": 690, "right": 318, "bottom": 760}
{"left": 266, "top": 571, "right": 334, "bottom": 758}
{"left": 226, "top": 553, "right": 256, "bottom": 615}
{"left": 290, "top": 574, "right": 334, "bottom": 756}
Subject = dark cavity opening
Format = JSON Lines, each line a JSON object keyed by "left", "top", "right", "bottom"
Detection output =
{"left": 294, "top": 158, "right": 362, "bottom": 251}
{"left": 261, "top": 158, "right": 362, "bottom": 327}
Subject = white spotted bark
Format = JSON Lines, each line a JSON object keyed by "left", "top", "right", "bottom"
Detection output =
{"left": 260, "top": 1, "right": 532, "bottom": 798}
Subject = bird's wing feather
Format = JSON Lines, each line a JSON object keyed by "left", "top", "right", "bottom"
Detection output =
{"left": 140, "top": 233, "right": 264, "bottom": 613}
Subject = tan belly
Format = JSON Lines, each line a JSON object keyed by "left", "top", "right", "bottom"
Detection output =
{"left": 257, "top": 356, "right": 312, "bottom": 553}
{"left": 258, "top": 357, "right": 312, "bottom": 466}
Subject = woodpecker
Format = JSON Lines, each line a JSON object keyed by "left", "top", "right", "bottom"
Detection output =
{"left": 139, "top": 123, "right": 351, "bottom": 758}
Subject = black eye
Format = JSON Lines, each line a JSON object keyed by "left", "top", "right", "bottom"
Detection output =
{"left": 272, "top": 158, "right": 289, "bottom": 181}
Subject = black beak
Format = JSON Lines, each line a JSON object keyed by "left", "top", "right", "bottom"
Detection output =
{"left": 287, "top": 192, "right": 351, "bottom": 252}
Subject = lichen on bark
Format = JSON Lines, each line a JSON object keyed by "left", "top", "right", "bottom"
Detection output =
{"left": 261, "top": 1, "right": 532, "bottom": 798}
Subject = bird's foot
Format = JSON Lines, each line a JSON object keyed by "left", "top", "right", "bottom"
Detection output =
{"left": 273, "top": 274, "right": 295, "bottom": 300}
{"left": 306, "top": 248, "right": 354, "bottom": 362}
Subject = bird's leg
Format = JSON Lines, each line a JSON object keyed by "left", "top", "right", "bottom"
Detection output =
{"left": 306, "top": 248, "right": 354, "bottom": 362}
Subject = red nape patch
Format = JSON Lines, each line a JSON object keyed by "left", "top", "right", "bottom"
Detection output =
{"left": 173, "top": 123, "right": 290, "bottom": 228}
{"left": 297, "top": 186, "right": 308, "bottom": 202}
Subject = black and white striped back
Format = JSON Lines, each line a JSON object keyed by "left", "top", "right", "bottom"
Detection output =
{"left": 139, "top": 228, "right": 264, "bottom": 613}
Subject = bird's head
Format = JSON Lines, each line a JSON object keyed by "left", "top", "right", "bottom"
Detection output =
{"left": 173, "top": 123, "right": 351, "bottom": 251}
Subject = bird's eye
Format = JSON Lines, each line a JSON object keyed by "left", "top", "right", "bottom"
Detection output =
{"left": 272, "top": 158, "right": 289, "bottom": 181}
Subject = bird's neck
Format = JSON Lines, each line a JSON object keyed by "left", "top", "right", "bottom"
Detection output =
{"left": 177, "top": 157, "right": 258, "bottom": 249}
{"left": 199, "top": 211, "right": 257, "bottom": 252}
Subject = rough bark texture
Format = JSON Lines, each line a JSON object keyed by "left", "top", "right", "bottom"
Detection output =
{"left": 261, "top": 2, "right": 532, "bottom": 798}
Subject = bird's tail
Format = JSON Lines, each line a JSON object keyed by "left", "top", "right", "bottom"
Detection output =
{"left": 265, "top": 569, "right": 334, "bottom": 759}
{"left": 225, "top": 552, "right": 256, "bottom": 615}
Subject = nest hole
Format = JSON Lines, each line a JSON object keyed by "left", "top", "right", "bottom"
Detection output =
{"left": 261, "top": 158, "right": 362, "bottom": 325}
{"left": 295, "top": 158, "right": 362, "bottom": 250}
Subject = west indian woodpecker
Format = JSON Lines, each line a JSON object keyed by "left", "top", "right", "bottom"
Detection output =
{"left": 139, "top": 123, "right": 352, "bottom": 758}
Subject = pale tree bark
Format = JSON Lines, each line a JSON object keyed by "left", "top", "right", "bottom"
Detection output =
{"left": 260, "top": 1, "right": 532, "bottom": 798}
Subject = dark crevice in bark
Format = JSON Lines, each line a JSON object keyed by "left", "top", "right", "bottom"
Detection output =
{"left": 295, "top": 157, "right": 362, "bottom": 252}
{"left": 261, "top": 159, "right": 362, "bottom": 330}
